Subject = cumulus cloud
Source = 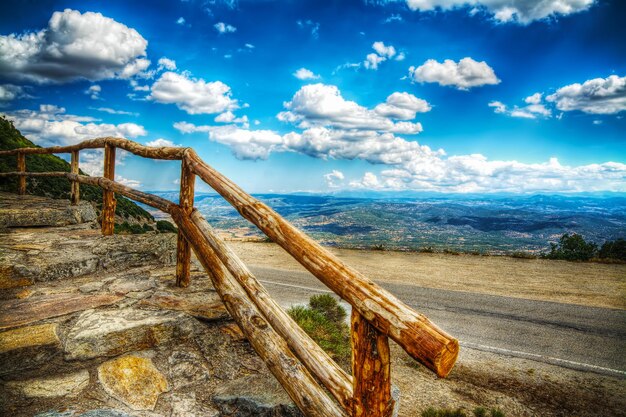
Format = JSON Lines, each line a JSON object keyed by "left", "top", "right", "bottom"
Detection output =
{"left": 145, "top": 138, "right": 181, "bottom": 147}
{"left": 277, "top": 84, "right": 427, "bottom": 134}
{"left": 149, "top": 71, "right": 238, "bottom": 115}
{"left": 157, "top": 57, "right": 177, "bottom": 71}
{"left": 215, "top": 111, "right": 249, "bottom": 127}
{"left": 293, "top": 68, "right": 320, "bottom": 80}
{"left": 546, "top": 75, "right": 626, "bottom": 115}
{"left": 409, "top": 57, "right": 500, "bottom": 90}
{"left": 170, "top": 83, "right": 625, "bottom": 192}
{"left": 214, "top": 22, "right": 236, "bottom": 34}
{"left": 404, "top": 0, "right": 595, "bottom": 24}
{"left": 0, "top": 84, "right": 26, "bottom": 102}
{"left": 489, "top": 93, "right": 551, "bottom": 119}
{"left": 0, "top": 9, "right": 149, "bottom": 83}
{"left": 85, "top": 85, "right": 101, "bottom": 100}
{"left": 324, "top": 170, "right": 345, "bottom": 188}
{"left": 3, "top": 104, "right": 146, "bottom": 148}
{"left": 115, "top": 175, "right": 141, "bottom": 188}
{"left": 364, "top": 41, "right": 402, "bottom": 70}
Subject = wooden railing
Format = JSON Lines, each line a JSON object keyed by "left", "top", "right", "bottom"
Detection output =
{"left": 0, "top": 138, "right": 459, "bottom": 417}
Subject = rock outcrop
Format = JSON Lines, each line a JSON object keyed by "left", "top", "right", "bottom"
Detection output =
{"left": 0, "top": 193, "right": 301, "bottom": 417}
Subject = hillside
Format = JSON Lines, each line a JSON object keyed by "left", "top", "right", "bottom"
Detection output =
{"left": 0, "top": 116, "right": 152, "bottom": 221}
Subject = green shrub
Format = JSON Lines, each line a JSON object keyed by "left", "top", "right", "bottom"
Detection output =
{"left": 288, "top": 295, "right": 350, "bottom": 369}
{"left": 156, "top": 220, "right": 177, "bottom": 233}
{"left": 598, "top": 238, "right": 626, "bottom": 261}
{"left": 545, "top": 233, "right": 597, "bottom": 261}
{"left": 0, "top": 116, "right": 152, "bottom": 222}
{"left": 420, "top": 246, "right": 435, "bottom": 253}
{"left": 509, "top": 251, "right": 537, "bottom": 259}
{"left": 421, "top": 407, "right": 505, "bottom": 417}
{"left": 371, "top": 244, "right": 386, "bottom": 251}
{"left": 114, "top": 221, "right": 148, "bottom": 234}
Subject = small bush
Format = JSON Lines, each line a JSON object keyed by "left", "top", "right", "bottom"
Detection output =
{"left": 288, "top": 295, "right": 350, "bottom": 369}
{"left": 510, "top": 251, "right": 537, "bottom": 259}
{"left": 443, "top": 248, "right": 461, "bottom": 255}
{"left": 598, "top": 238, "right": 626, "bottom": 261}
{"left": 371, "top": 244, "right": 386, "bottom": 251}
{"left": 114, "top": 221, "right": 146, "bottom": 234}
{"left": 156, "top": 220, "right": 177, "bottom": 233}
{"left": 420, "top": 407, "right": 505, "bottom": 417}
{"left": 420, "top": 246, "right": 435, "bottom": 253}
{"left": 545, "top": 233, "right": 597, "bottom": 261}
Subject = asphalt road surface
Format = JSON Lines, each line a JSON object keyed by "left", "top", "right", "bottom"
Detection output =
{"left": 249, "top": 265, "right": 626, "bottom": 378}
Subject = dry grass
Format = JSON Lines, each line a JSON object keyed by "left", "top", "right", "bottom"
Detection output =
{"left": 228, "top": 241, "right": 626, "bottom": 310}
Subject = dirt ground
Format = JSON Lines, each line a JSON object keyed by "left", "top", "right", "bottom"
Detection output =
{"left": 227, "top": 241, "right": 626, "bottom": 310}
{"left": 227, "top": 240, "right": 626, "bottom": 417}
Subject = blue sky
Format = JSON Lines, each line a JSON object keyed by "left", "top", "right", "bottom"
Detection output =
{"left": 1, "top": 0, "right": 625, "bottom": 193}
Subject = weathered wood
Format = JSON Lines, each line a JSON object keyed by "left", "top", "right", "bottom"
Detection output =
{"left": 68, "top": 174, "right": 177, "bottom": 213}
{"left": 102, "top": 144, "right": 116, "bottom": 236}
{"left": 351, "top": 311, "right": 393, "bottom": 417}
{"left": 0, "top": 137, "right": 186, "bottom": 160}
{"left": 0, "top": 293, "right": 123, "bottom": 330}
{"left": 170, "top": 207, "right": 348, "bottom": 417}
{"left": 17, "top": 152, "right": 26, "bottom": 195}
{"left": 186, "top": 150, "right": 459, "bottom": 377}
{"left": 189, "top": 209, "right": 353, "bottom": 410}
{"left": 176, "top": 155, "right": 195, "bottom": 287}
{"left": 70, "top": 150, "right": 80, "bottom": 205}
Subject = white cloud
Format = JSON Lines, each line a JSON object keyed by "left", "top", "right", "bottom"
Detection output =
{"left": 208, "top": 124, "right": 285, "bottom": 160}
{"left": 115, "top": 175, "right": 141, "bottom": 188}
{"left": 324, "top": 170, "right": 345, "bottom": 188}
{"left": 0, "top": 84, "right": 25, "bottom": 102}
{"left": 293, "top": 68, "right": 320, "bottom": 80}
{"left": 245, "top": 43, "right": 255, "bottom": 49}
{"left": 490, "top": 93, "right": 551, "bottom": 119}
{"left": 173, "top": 121, "right": 212, "bottom": 134}
{"left": 364, "top": 42, "right": 400, "bottom": 70}
{"left": 176, "top": 17, "right": 186, "bottom": 25}
{"left": 546, "top": 75, "right": 626, "bottom": 115}
{"left": 145, "top": 138, "right": 181, "bottom": 147}
{"left": 149, "top": 71, "right": 238, "bottom": 115}
{"left": 91, "top": 107, "right": 138, "bottom": 116}
{"left": 409, "top": 57, "right": 500, "bottom": 90}
{"left": 214, "top": 22, "right": 236, "bottom": 34}
{"left": 3, "top": 104, "right": 146, "bottom": 149}
{"left": 0, "top": 9, "right": 149, "bottom": 83}
{"left": 404, "top": 0, "right": 595, "bottom": 24}
{"left": 277, "top": 84, "right": 426, "bottom": 134}
{"left": 215, "top": 111, "right": 249, "bottom": 127}
{"left": 372, "top": 41, "right": 396, "bottom": 59}
{"left": 85, "top": 84, "right": 101, "bottom": 100}
{"left": 157, "top": 57, "right": 177, "bottom": 71}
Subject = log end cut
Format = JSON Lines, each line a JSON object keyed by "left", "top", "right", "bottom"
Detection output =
{"left": 434, "top": 337, "right": 459, "bottom": 378}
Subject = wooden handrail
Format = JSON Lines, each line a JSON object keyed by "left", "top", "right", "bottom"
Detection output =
{"left": 2, "top": 138, "right": 460, "bottom": 417}
{"left": 185, "top": 149, "right": 459, "bottom": 377}
{"left": 0, "top": 137, "right": 186, "bottom": 160}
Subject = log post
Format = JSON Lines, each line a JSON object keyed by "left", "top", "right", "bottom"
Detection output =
{"left": 176, "top": 156, "right": 195, "bottom": 287}
{"left": 351, "top": 311, "right": 394, "bottom": 417}
{"left": 17, "top": 152, "right": 26, "bottom": 195}
{"left": 170, "top": 207, "right": 348, "bottom": 417}
{"left": 70, "top": 150, "right": 80, "bottom": 205}
{"left": 102, "top": 144, "right": 116, "bottom": 235}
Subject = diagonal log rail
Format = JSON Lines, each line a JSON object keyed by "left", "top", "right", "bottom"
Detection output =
{"left": 1, "top": 137, "right": 460, "bottom": 417}
{"left": 185, "top": 149, "right": 459, "bottom": 377}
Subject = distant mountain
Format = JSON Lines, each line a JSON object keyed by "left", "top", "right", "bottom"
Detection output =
{"left": 149, "top": 191, "right": 626, "bottom": 254}
{"left": 0, "top": 116, "right": 152, "bottom": 221}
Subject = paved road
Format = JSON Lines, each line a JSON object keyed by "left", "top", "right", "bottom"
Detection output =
{"left": 249, "top": 265, "right": 626, "bottom": 378}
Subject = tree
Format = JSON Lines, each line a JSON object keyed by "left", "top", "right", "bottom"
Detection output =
{"left": 598, "top": 238, "right": 626, "bottom": 261}
{"left": 546, "top": 233, "right": 597, "bottom": 261}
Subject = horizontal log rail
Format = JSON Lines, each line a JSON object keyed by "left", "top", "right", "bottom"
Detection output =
{"left": 2, "top": 137, "right": 460, "bottom": 417}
